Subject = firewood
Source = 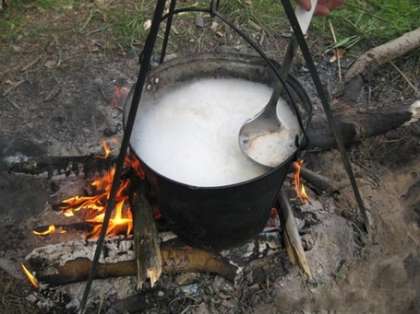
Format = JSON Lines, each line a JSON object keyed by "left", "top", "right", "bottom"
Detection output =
{"left": 298, "top": 166, "right": 339, "bottom": 194}
{"left": 131, "top": 187, "right": 162, "bottom": 289}
{"left": 345, "top": 27, "right": 420, "bottom": 82}
{"left": 277, "top": 189, "right": 312, "bottom": 279}
{"left": 307, "top": 101, "right": 420, "bottom": 151}
{"left": 25, "top": 241, "right": 237, "bottom": 286}
{"left": 1, "top": 154, "right": 114, "bottom": 177}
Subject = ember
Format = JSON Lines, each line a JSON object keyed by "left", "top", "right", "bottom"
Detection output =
{"left": 293, "top": 160, "right": 309, "bottom": 204}
{"left": 21, "top": 263, "right": 39, "bottom": 289}
{"left": 32, "top": 224, "right": 66, "bottom": 236}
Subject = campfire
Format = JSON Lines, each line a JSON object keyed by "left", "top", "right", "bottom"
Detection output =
{"left": 30, "top": 142, "right": 144, "bottom": 239}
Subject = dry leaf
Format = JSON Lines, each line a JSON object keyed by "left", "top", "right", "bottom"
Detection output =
{"left": 144, "top": 20, "right": 152, "bottom": 31}
{"left": 329, "top": 48, "right": 345, "bottom": 63}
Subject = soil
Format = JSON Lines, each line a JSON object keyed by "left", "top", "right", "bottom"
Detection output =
{"left": 1, "top": 1, "right": 420, "bottom": 313}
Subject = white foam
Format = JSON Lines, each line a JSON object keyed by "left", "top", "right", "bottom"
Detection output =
{"left": 130, "top": 78, "right": 299, "bottom": 187}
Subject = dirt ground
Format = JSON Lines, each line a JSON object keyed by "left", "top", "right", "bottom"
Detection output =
{"left": 1, "top": 1, "right": 420, "bottom": 313}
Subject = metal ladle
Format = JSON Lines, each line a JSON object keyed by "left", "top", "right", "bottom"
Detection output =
{"left": 239, "top": 0, "right": 317, "bottom": 168}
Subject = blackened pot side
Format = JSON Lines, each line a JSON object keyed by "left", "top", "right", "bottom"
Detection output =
{"left": 125, "top": 53, "right": 312, "bottom": 250}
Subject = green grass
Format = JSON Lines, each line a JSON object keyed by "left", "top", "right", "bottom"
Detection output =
{"left": 0, "top": 0, "right": 80, "bottom": 41}
{"left": 319, "top": 0, "right": 420, "bottom": 49}
{"left": 2, "top": 0, "right": 419, "bottom": 50}
{"left": 99, "top": 1, "right": 150, "bottom": 48}
{"left": 219, "top": 0, "right": 285, "bottom": 34}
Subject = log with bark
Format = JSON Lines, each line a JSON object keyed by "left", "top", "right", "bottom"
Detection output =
{"left": 306, "top": 101, "right": 420, "bottom": 151}
{"left": 24, "top": 239, "right": 237, "bottom": 286}
{"left": 345, "top": 27, "right": 420, "bottom": 82}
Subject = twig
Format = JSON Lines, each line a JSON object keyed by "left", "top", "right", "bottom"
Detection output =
{"left": 20, "top": 55, "right": 42, "bottom": 73}
{"left": 5, "top": 96, "right": 21, "bottom": 110}
{"left": 43, "top": 85, "right": 62, "bottom": 102}
{"left": 53, "top": 34, "right": 63, "bottom": 67}
{"left": 328, "top": 20, "right": 342, "bottom": 82}
{"left": 389, "top": 61, "right": 419, "bottom": 95}
{"left": 3, "top": 80, "right": 25, "bottom": 96}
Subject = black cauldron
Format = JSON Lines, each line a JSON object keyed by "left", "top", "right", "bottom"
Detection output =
{"left": 125, "top": 53, "right": 312, "bottom": 249}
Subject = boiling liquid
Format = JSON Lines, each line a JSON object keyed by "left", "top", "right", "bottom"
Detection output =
{"left": 131, "top": 78, "right": 299, "bottom": 187}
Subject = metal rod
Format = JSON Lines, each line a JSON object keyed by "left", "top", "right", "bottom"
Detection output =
{"left": 160, "top": 0, "right": 177, "bottom": 64}
{"left": 214, "top": 11, "right": 311, "bottom": 144}
{"left": 78, "top": 1, "right": 167, "bottom": 312}
{"left": 280, "top": 0, "right": 369, "bottom": 231}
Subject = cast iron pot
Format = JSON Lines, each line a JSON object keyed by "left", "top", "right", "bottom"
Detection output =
{"left": 125, "top": 53, "right": 312, "bottom": 250}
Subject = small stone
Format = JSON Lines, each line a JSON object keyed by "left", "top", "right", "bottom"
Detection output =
{"left": 301, "top": 233, "right": 315, "bottom": 251}
{"left": 157, "top": 290, "right": 165, "bottom": 297}
{"left": 44, "top": 60, "right": 56, "bottom": 68}
{"left": 195, "top": 15, "right": 205, "bottom": 28}
{"left": 103, "top": 127, "right": 117, "bottom": 137}
{"left": 175, "top": 272, "right": 200, "bottom": 285}
{"left": 195, "top": 302, "right": 210, "bottom": 314}
{"left": 210, "top": 21, "right": 219, "bottom": 32}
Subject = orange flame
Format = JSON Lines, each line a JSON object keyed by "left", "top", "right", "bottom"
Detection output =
{"left": 21, "top": 264, "right": 39, "bottom": 288}
{"left": 33, "top": 142, "right": 143, "bottom": 239}
{"left": 293, "top": 160, "right": 309, "bottom": 204}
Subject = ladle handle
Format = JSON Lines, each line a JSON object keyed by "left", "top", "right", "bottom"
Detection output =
{"left": 269, "top": 0, "right": 317, "bottom": 106}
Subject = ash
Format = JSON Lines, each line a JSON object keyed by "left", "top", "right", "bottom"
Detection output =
{"left": 0, "top": 159, "right": 359, "bottom": 314}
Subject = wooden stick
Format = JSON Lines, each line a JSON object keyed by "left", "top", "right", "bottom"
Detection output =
{"left": 345, "top": 27, "right": 420, "bottom": 82}
{"left": 26, "top": 246, "right": 237, "bottom": 286}
{"left": 277, "top": 189, "right": 312, "bottom": 279}
{"left": 298, "top": 166, "right": 339, "bottom": 194}
{"left": 131, "top": 187, "right": 162, "bottom": 289}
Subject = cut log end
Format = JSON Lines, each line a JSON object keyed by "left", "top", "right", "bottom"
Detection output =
{"left": 406, "top": 100, "right": 420, "bottom": 126}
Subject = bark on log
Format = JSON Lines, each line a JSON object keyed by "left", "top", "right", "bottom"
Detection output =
{"left": 131, "top": 187, "right": 162, "bottom": 289}
{"left": 306, "top": 101, "right": 420, "bottom": 151}
{"left": 345, "top": 27, "right": 420, "bottom": 82}
{"left": 25, "top": 241, "right": 237, "bottom": 286}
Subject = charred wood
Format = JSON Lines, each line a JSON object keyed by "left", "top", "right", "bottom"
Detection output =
{"left": 306, "top": 101, "right": 420, "bottom": 151}
{"left": 1, "top": 154, "right": 114, "bottom": 177}
{"left": 131, "top": 185, "right": 162, "bottom": 289}
{"left": 277, "top": 189, "right": 312, "bottom": 279}
{"left": 298, "top": 166, "right": 339, "bottom": 194}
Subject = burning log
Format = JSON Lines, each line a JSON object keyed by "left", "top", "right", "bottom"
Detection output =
{"left": 277, "top": 189, "right": 312, "bottom": 279}
{"left": 298, "top": 165, "right": 339, "bottom": 195}
{"left": 131, "top": 186, "right": 162, "bottom": 289}
{"left": 1, "top": 154, "right": 114, "bottom": 177}
{"left": 24, "top": 239, "right": 237, "bottom": 286}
